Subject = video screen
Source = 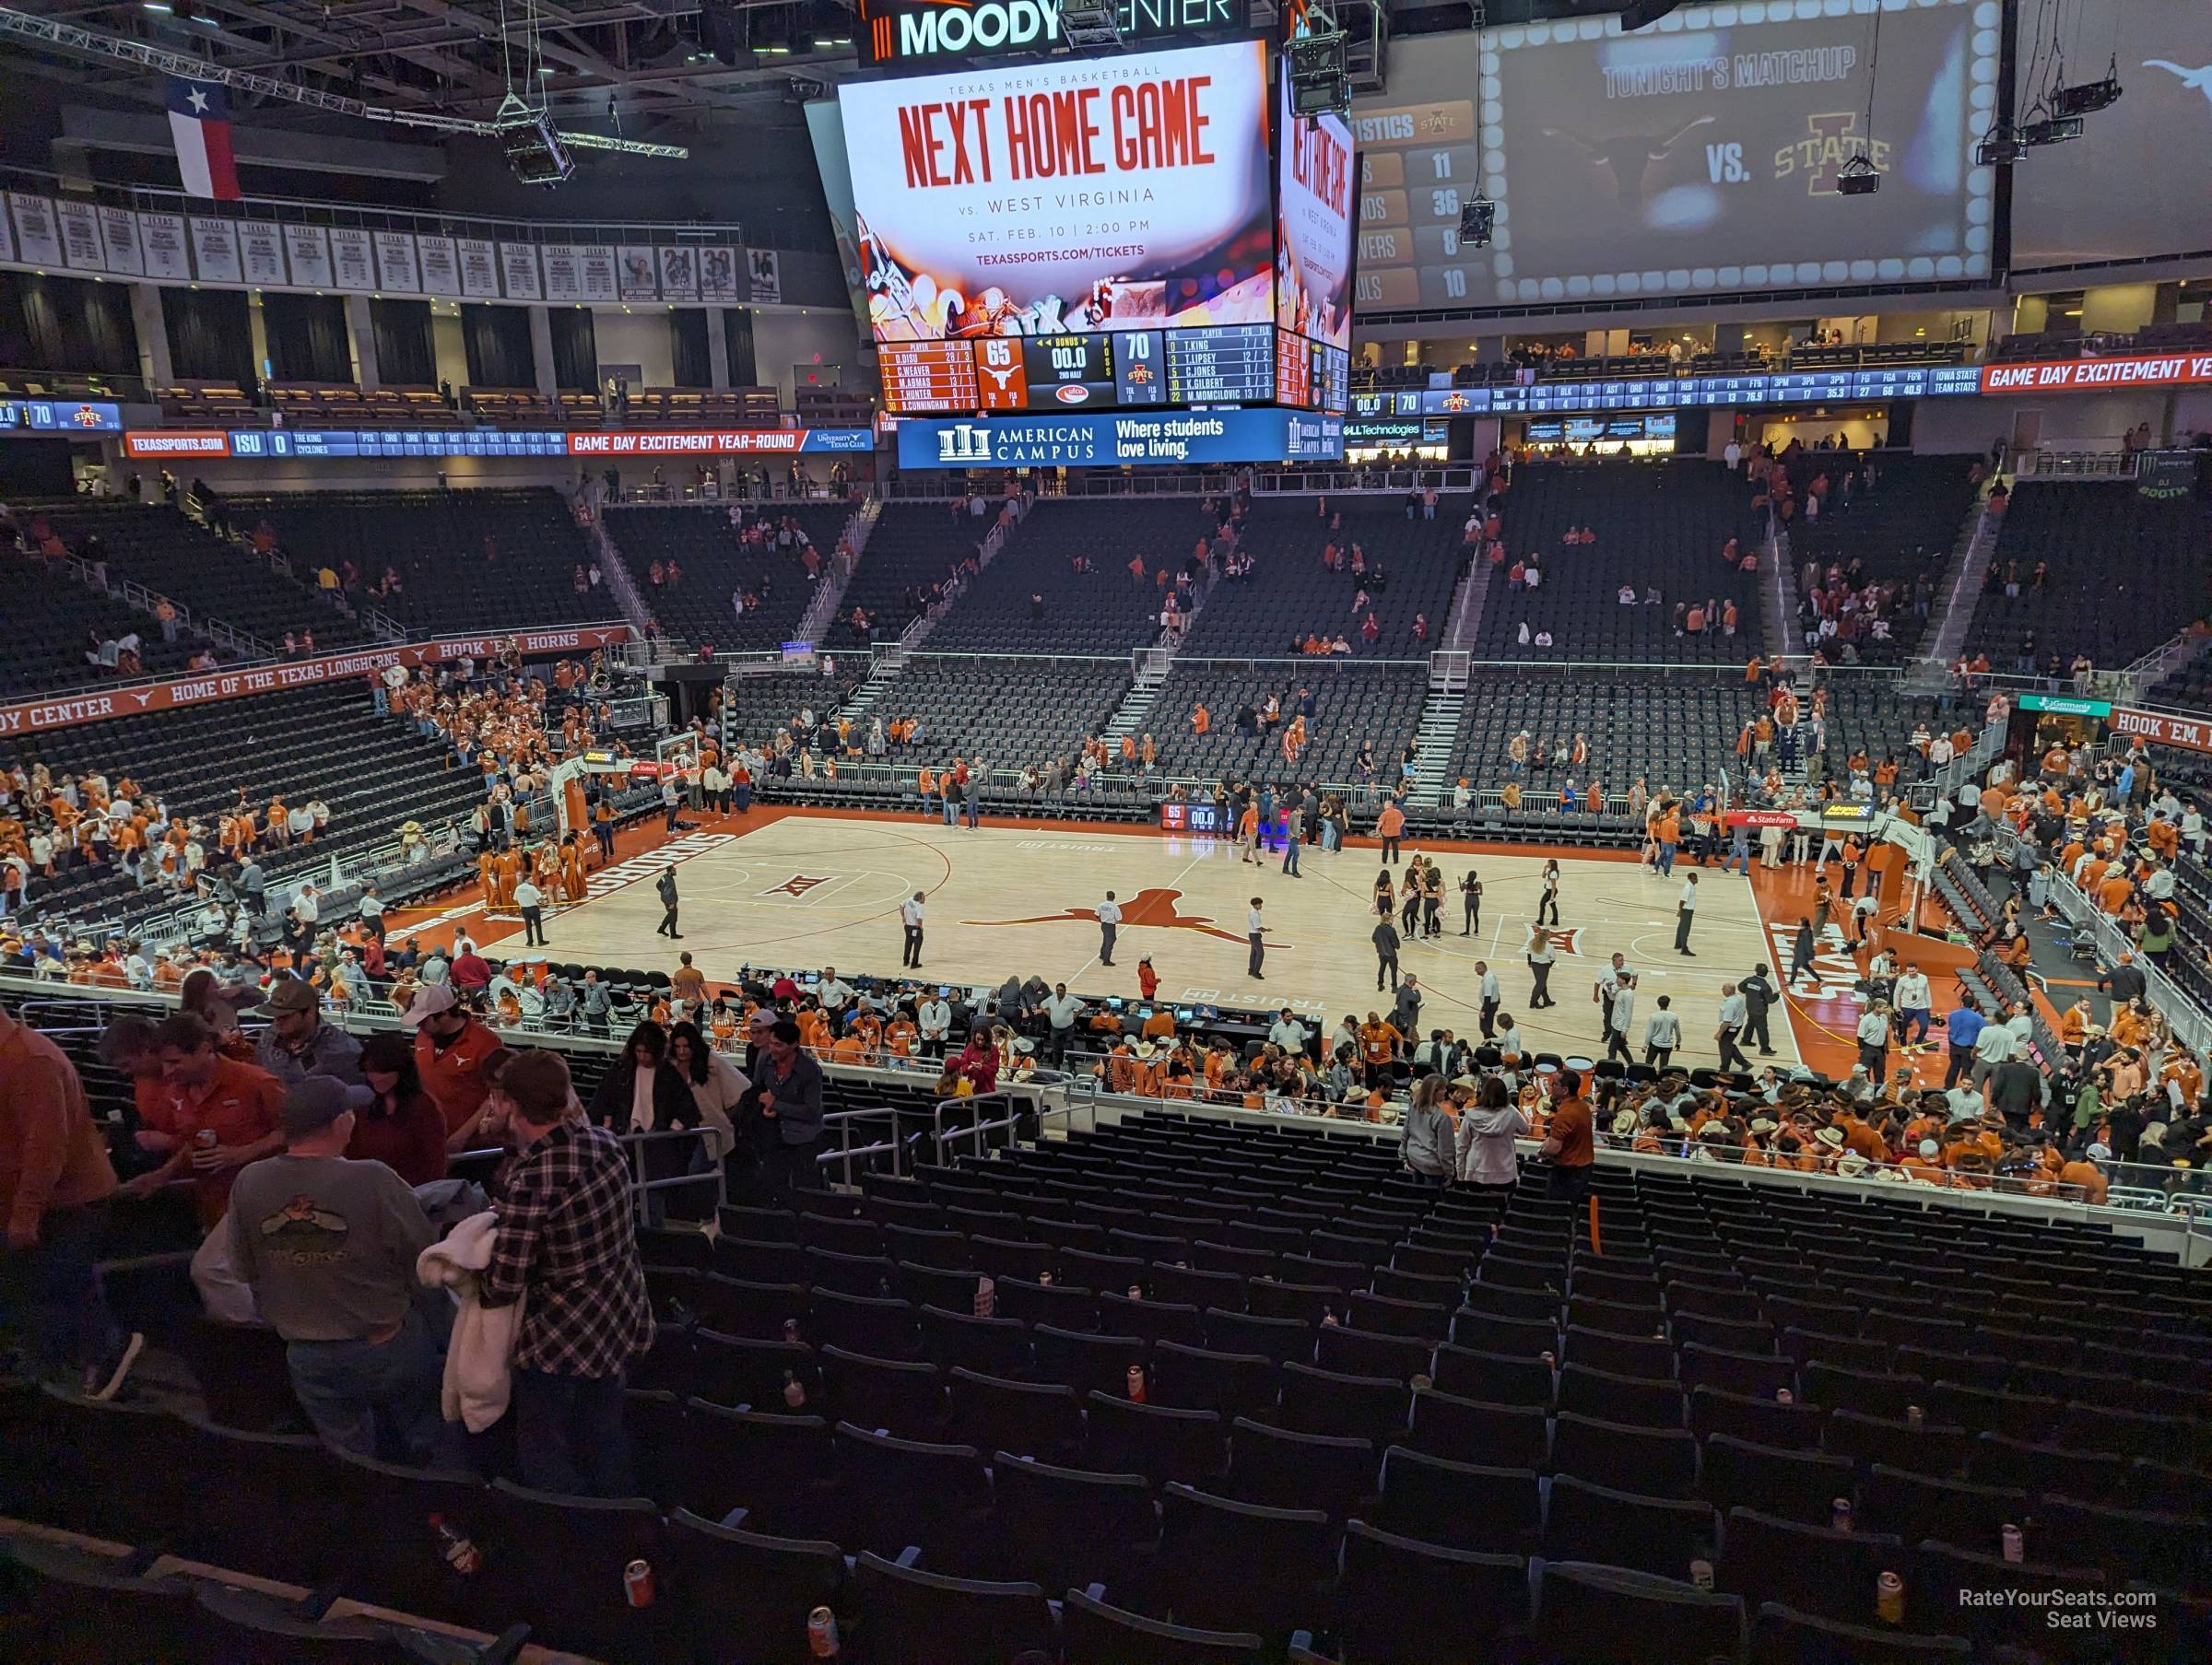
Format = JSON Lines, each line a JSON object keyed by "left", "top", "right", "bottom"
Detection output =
{"left": 1352, "top": 0, "right": 1994, "bottom": 311}
{"left": 2009, "top": 0, "right": 2212, "bottom": 269}
{"left": 1275, "top": 74, "right": 1355, "bottom": 350}
{"left": 839, "top": 40, "right": 1275, "bottom": 342}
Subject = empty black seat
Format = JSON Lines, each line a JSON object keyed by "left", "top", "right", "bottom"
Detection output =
{"left": 1552, "top": 1411, "right": 1698, "bottom": 1498}
{"left": 1084, "top": 1391, "right": 1228, "bottom": 1487}
{"left": 1430, "top": 1343, "right": 1554, "bottom": 1408}
{"left": 1060, "top": 1587, "right": 1263, "bottom": 1665}
{"left": 852, "top": 1551, "right": 1056, "bottom": 1665}
{"left": 1700, "top": 1433, "right": 1856, "bottom": 1527}
{"left": 1156, "top": 1483, "right": 1334, "bottom": 1641}
{"left": 1406, "top": 1389, "right": 1550, "bottom": 1470}
{"left": 1540, "top": 1474, "right": 1718, "bottom": 1584}
{"left": 1373, "top": 1444, "right": 1541, "bottom": 1554}
{"left": 1334, "top": 1520, "right": 1530, "bottom": 1665}
{"left": 1224, "top": 1416, "right": 1376, "bottom": 1518}
{"left": 831, "top": 1425, "right": 993, "bottom": 1571}
{"left": 665, "top": 1509, "right": 843, "bottom": 1665}
{"left": 1277, "top": 1361, "right": 1411, "bottom": 1445}
{"left": 1747, "top": 1601, "right": 1971, "bottom": 1664}
{"left": 1151, "top": 1342, "right": 1280, "bottom": 1420}
{"left": 1535, "top": 1561, "right": 1745, "bottom": 1665}
{"left": 947, "top": 1368, "right": 1082, "bottom": 1463}
{"left": 1716, "top": 1507, "right": 1906, "bottom": 1626}
{"left": 988, "top": 1454, "right": 1159, "bottom": 1593}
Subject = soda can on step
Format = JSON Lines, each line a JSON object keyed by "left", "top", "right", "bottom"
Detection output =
{"left": 807, "top": 1606, "right": 840, "bottom": 1658}
{"left": 1877, "top": 1572, "right": 1904, "bottom": 1624}
{"left": 624, "top": 1559, "right": 655, "bottom": 1608}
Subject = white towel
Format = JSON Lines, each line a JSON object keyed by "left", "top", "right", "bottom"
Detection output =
{"left": 417, "top": 1210, "right": 522, "bottom": 1434}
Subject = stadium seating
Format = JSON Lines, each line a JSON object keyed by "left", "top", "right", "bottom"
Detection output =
{"left": 15, "top": 1100, "right": 2206, "bottom": 1664}
{"left": 830, "top": 501, "right": 1000, "bottom": 648}
{"left": 0, "top": 551, "right": 206, "bottom": 695}
{"left": 721, "top": 669, "right": 865, "bottom": 748}
{"left": 1782, "top": 454, "right": 1979, "bottom": 661}
{"left": 1965, "top": 481, "right": 2212, "bottom": 671}
{"left": 29, "top": 499, "right": 369, "bottom": 651}
{"left": 1175, "top": 495, "right": 1472, "bottom": 659}
{"left": 1479, "top": 462, "right": 1764, "bottom": 663}
{"left": 618, "top": 386, "right": 783, "bottom": 428}
{"left": 0, "top": 681, "right": 488, "bottom": 927}
{"left": 221, "top": 488, "right": 605, "bottom": 637}
{"left": 1442, "top": 671, "right": 1756, "bottom": 801}
{"left": 607, "top": 502, "right": 851, "bottom": 652}
{"left": 1148, "top": 662, "right": 1430, "bottom": 788}
{"left": 926, "top": 499, "right": 1211, "bottom": 656}
{"left": 868, "top": 655, "right": 1132, "bottom": 768}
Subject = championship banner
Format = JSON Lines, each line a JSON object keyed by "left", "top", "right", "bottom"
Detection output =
{"left": 838, "top": 40, "right": 1273, "bottom": 340}
{"left": 0, "top": 626, "right": 633, "bottom": 739}
{"left": 1981, "top": 354, "right": 2212, "bottom": 394}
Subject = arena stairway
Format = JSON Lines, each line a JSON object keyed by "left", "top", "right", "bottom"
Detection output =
{"left": 1406, "top": 670, "right": 1466, "bottom": 808}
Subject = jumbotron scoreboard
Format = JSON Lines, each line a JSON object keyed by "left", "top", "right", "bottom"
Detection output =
{"left": 840, "top": 37, "right": 1354, "bottom": 424}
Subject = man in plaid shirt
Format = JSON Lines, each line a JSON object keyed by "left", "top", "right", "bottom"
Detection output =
{"left": 482, "top": 1049, "right": 653, "bottom": 1496}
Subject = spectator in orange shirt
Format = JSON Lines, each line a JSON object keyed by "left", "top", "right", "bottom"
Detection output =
{"left": 136, "top": 1012, "right": 285, "bottom": 1227}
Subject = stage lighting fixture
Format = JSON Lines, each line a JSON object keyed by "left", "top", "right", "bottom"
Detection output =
{"left": 1458, "top": 193, "right": 1495, "bottom": 247}
{"left": 2053, "top": 61, "right": 2123, "bottom": 117}
{"left": 1620, "top": 0, "right": 1683, "bottom": 32}
{"left": 2023, "top": 114, "right": 2084, "bottom": 146}
{"left": 1062, "top": 0, "right": 1123, "bottom": 51}
{"left": 1835, "top": 154, "right": 1879, "bottom": 195}
{"left": 496, "top": 91, "right": 573, "bottom": 185}
{"left": 1974, "top": 123, "right": 2026, "bottom": 166}
{"left": 1288, "top": 31, "right": 1349, "bottom": 117}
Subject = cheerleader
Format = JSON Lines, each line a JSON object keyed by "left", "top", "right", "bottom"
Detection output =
{"left": 1536, "top": 859, "right": 1562, "bottom": 928}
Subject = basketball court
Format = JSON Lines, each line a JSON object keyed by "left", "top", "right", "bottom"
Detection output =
{"left": 468, "top": 810, "right": 1806, "bottom": 1070}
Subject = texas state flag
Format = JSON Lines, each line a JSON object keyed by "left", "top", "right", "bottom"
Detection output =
{"left": 167, "top": 76, "right": 241, "bottom": 200}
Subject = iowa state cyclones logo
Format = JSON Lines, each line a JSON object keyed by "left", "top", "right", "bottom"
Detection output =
{"left": 966, "top": 887, "right": 1273, "bottom": 948}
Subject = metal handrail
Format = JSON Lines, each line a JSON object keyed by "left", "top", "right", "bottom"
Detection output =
{"left": 932, "top": 1091, "right": 1026, "bottom": 1167}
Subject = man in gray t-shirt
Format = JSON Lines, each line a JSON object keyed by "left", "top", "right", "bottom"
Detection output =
{"left": 229, "top": 1077, "right": 441, "bottom": 1462}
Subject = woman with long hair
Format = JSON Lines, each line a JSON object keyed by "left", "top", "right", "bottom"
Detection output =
{"left": 178, "top": 966, "right": 254, "bottom": 1046}
{"left": 351, "top": 1030, "right": 450, "bottom": 1186}
{"left": 1536, "top": 859, "right": 1562, "bottom": 928}
{"left": 668, "top": 1018, "right": 750, "bottom": 1194}
{"left": 1460, "top": 868, "right": 1483, "bottom": 937}
{"left": 1526, "top": 924, "right": 1558, "bottom": 1009}
{"left": 1401, "top": 1073, "right": 1457, "bottom": 1186}
{"left": 1455, "top": 1074, "right": 1530, "bottom": 1199}
{"left": 1372, "top": 868, "right": 1395, "bottom": 920}
{"left": 590, "top": 1019, "right": 702, "bottom": 1220}
{"left": 1399, "top": 866, "right": 1423, "bottom": 936}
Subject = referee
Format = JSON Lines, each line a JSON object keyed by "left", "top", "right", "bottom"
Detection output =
{"left": 900, "top": 891, "right": 926, "bottom": 968}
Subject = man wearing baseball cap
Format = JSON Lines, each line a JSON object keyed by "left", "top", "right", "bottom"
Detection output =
{"left": 227, "top": 1076, "right": 441, "bottom": 1463}
{"left": 403, "top": 985, "right": 502, "bottom": 1148}
{"left": 253, "top": 974, "right": 365, "bottom": 1098}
